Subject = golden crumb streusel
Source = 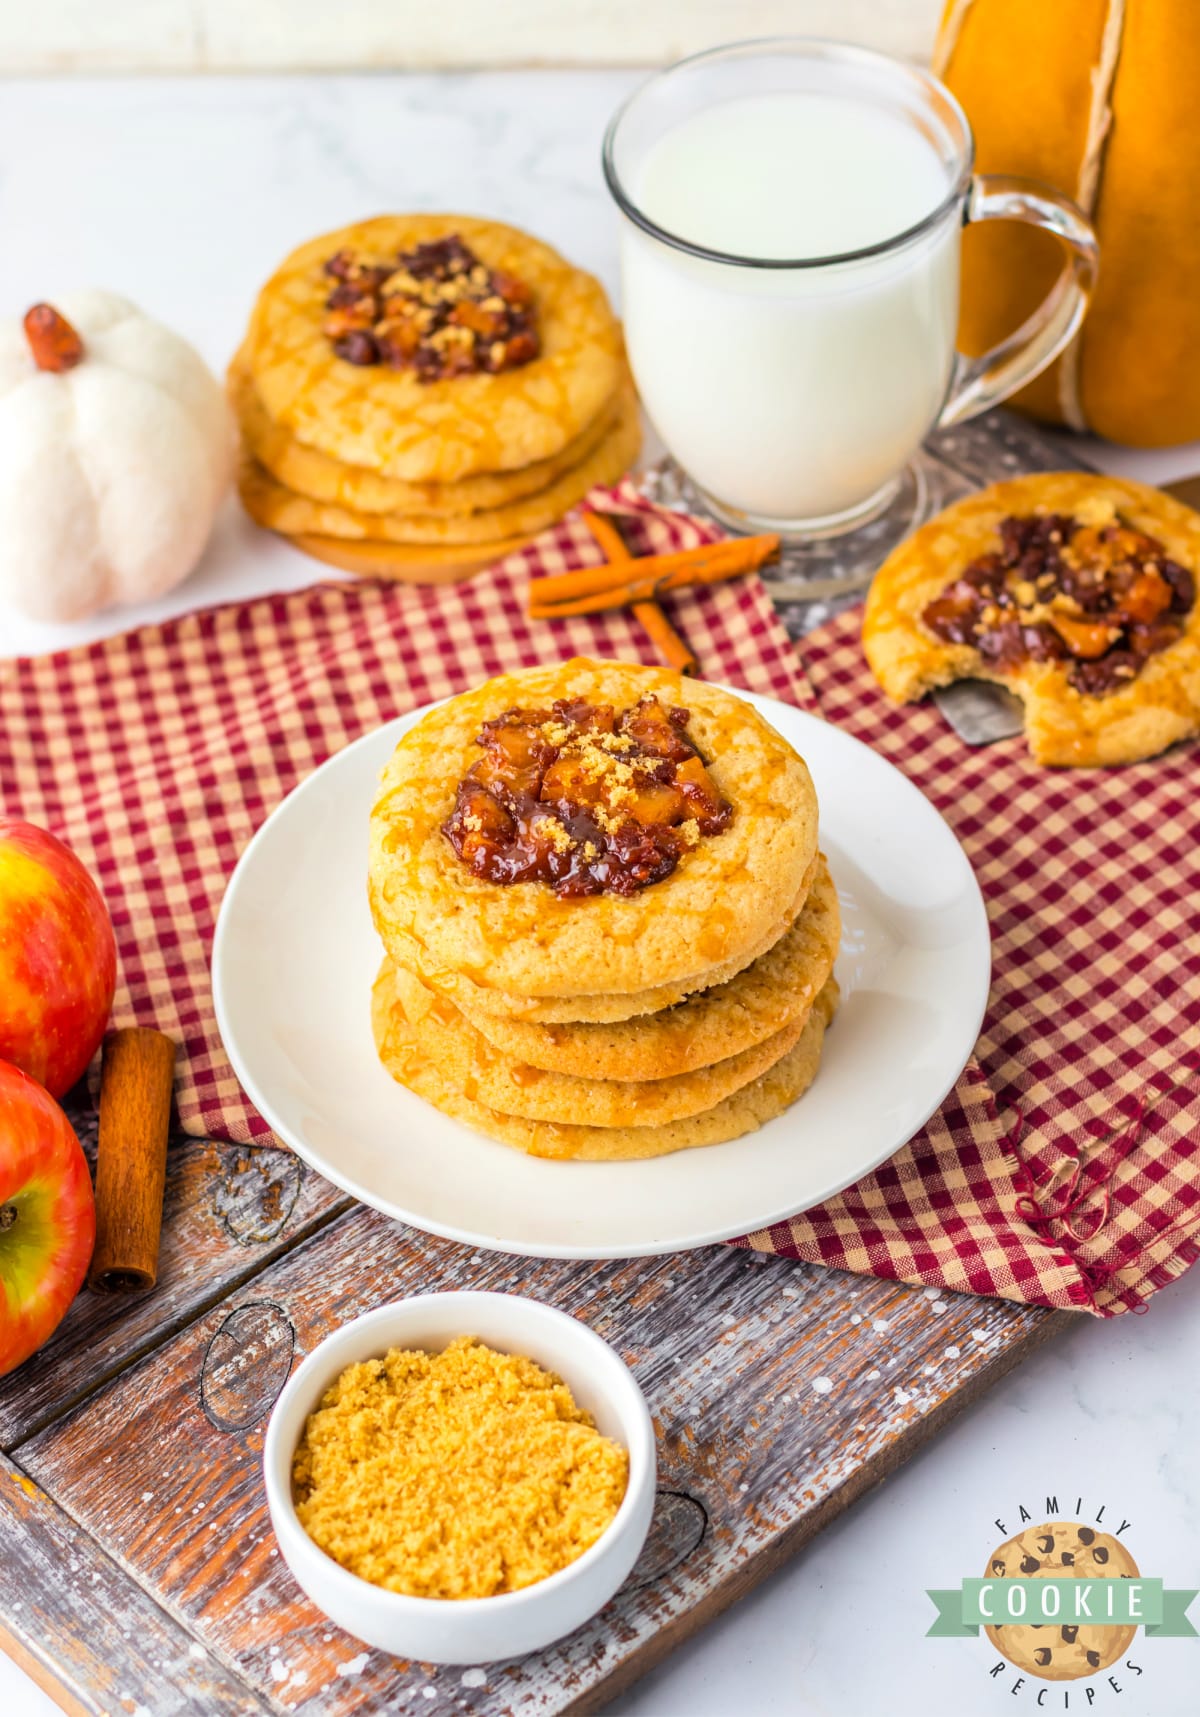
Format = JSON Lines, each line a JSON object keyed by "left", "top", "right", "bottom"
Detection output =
{"left": 290, "top": 1335, "right": 628, "bottom": 1599}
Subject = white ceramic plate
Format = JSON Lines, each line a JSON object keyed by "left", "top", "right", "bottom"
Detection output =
{"left": 212, "top": 689, "right": 989, "bottom": 1259}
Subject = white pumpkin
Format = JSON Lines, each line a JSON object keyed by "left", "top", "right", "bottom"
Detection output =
{"left": 0, "top": 290, "right": 232, "bottom": 623}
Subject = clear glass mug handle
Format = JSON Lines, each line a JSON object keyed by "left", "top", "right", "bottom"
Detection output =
{"left": 938, "top": 174, "right": 1100, "bottom": 428}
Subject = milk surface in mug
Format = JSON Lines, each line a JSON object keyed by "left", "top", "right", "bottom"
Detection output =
{"left": 620, "top": 90, "right": 961, "bottom": 523}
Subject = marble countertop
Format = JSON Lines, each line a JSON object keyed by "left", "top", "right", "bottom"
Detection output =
{"left": 1, "top": 71, "right": 1197, "bottom": 1717}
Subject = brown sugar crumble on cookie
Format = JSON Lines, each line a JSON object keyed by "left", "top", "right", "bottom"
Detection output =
{"left": 920, "top": 501, "right": 1195, "bottom": 695}
{"left": 443, "top": 693, "right": 733, "bottom": 897}
{"left": 322, "top": 234, "right": 539, "bottom": 378}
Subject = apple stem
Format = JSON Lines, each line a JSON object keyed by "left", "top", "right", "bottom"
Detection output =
{"left": 0, "top": 1205, "right": 15, "bottom": 1232}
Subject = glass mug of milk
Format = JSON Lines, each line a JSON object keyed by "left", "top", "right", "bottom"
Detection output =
{"left": 603, "top": 38, "right": 1098, "bottom": 538}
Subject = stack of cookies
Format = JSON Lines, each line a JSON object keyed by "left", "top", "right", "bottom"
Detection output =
{"left": 368, "top": 659, "right": 839, "bottom": 1162}
{"left": 230, "top": 215, "right": 639, "bottom": 582}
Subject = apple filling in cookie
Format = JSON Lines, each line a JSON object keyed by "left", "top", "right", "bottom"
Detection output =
{"left": 442, "top": 694, "right": 733, "bottom": 897}
{"left": 322, "top": 234, "right": 539, "bottom": 377}
{"left": 921, "top": 505, "right": 1195, "bottom": 696}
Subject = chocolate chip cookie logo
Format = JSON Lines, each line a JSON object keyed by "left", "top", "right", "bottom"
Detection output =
{"left": 926, "top": 1504, "right": 1197, "bottom": 1699}
{"left": 981, "top": 1523, "right": 1141, "bottom": 1682}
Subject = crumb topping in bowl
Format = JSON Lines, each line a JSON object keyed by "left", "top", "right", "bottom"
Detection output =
{"left": 291, "top": 1335, "right": 628, "bottom": 1599}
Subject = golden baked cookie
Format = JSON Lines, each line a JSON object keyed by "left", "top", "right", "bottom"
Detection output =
{"left": 230, "top": 350, "right": 627, "bottom": 517}
{"left": 372, "top": 961, "right": 838, "bottom": 1161}
{"left": 386, "top": 956, "right": 817, "bottom": 1127}
{"left": 408, "top": 862, "right": 817, "bottom": 1025}
{"left": 864, "top": 473, "right": 1200, "bottom": 766}
{"left": 983, "top": 1521, "right": 1138, "bottom": 1680}
{"left": 459, "top": 853, "right": 839, "bottom": 1078}
{"left": 368, "top": 659, "right": 820, "bottom": 1007}
{"left": 284, "top": 531, "right": 534, "bottom": 585}
{"left": 236, "top": 387, "right": 640, "bottom": 544}
{"left": 244, "top": 215, "right": 624, "bottom": 482}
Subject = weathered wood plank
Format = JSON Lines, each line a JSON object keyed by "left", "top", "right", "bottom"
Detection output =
{"left": 0, "top": 1451, "right": 272, "bottom": 1717}
{"left": 17, "top": 1209, "right": 1058, "bottom": 1716}
{"left": 0, "top": 1125, "right": 349, "bottom": 1448}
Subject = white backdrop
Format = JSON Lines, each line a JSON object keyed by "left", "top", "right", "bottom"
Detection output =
{"left": 0, "top": 0, "right": 945, "bottom": 72}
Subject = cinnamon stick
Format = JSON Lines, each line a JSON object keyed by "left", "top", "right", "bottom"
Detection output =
{"left": 88, "top": 1028, "right": 177, "bottom": 1294}
{"left": 581, "top": 512, "right": 698, "bottom": 676}
{"left": 580, "top": 507, "right": 633, "bottom": 566}
{"left": 528, "top": 533, "right": 780, "bottom": 617}
{"left": 630, "top": 600, "right": 699, "bottom": 676}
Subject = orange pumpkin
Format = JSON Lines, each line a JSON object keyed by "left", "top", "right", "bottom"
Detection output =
{"left": 936, "top": 0, "right": 1200, "bottom": 446}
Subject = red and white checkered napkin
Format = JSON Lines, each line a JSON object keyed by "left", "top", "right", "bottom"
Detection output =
{"left": 741, "top": 608, "right": 1200, "bottom": 1318}
{"left": 2, "top": 484, "right": 1195, "bottom": 1317}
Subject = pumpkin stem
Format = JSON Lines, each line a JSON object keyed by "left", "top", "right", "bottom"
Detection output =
{"left": 24, "top": 304, "right": 85, "bottom": 373}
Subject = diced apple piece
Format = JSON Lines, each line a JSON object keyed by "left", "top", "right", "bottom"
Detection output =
{"left": 1049, "top": 614, "right": 1121, "bottom": 659}
{"left": 675, "top": 755, "right": 731, "bottom": 830}
{"left": 623, "top": 778, "right": 686, "bottom": 826}
{"left": 618, "top": 694, "right": 695, "bottom": 761}
{"left": 1115, "top": 569, "right": 1174, "bottom": 626}
{"left": 541, "top": 753, "right": 607, "bottom": 809}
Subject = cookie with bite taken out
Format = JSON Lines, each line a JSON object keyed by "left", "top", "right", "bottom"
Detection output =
{"left": 863, "top": 473, "right": 1200, "bottom": 766}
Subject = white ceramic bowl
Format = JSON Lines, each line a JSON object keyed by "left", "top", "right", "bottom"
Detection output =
{"left": 263, "top": 1291, "right": 656, "bottom": 1664}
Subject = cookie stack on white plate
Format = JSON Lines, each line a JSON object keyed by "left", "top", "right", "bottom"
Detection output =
{"left": 368, "top": 658, "right": 840, "bottom": 1159}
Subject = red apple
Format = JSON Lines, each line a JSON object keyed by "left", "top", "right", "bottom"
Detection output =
{"left": 0, "top": 818, "right": 116, "bottom": 1097}
{"left": 0, "top": 1060, "right": 95, "bottom": 1376}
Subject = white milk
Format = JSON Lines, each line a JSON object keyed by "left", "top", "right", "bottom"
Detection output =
{"left": 620, "top": 91, "right": 961, "bottom": 524}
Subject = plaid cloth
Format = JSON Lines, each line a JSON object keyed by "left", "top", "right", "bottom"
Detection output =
{"left": 743, "top": 608, "right": 1200, "bottom": 1318}
{"left": 1, "top": 482, "right": 1196, "bottom": 1317}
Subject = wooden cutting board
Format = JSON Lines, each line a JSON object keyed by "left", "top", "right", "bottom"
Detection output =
{"left": 0, "top": 407, "right": 1083, "bottom": 1717}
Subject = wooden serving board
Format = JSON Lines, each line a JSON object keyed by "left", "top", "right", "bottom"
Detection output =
{"left": 0, "top": 409, "right": 1081, "bottom": 1717}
